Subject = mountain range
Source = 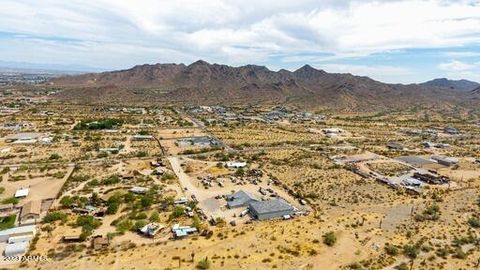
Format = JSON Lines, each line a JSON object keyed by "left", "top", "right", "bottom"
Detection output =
{"left": 50, "top": 60, "right": 480, "bottom": 112}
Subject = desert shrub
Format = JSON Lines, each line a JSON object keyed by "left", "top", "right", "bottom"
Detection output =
{"left": 196, "top": 257, "right": 210, "bottom": 269}
{"left": 403, "top": 244, "right": 419, "bottom": 259}
{"left": 468, "top": 217, "right": 480, "bottom": 228}
{"left": 323, "top": 231, "right": 336, "bottom": 246}
{"left": 49, "top": 153, "right": 62, "bottom": 160}
{"left": 385, "top": 244, "right": 399, "bottom": 256}
{"left": 1, "top": 197, "right": 19, "bottom": 205}
{"left": 43, "top": 212, "right": 68, "bottom": 223}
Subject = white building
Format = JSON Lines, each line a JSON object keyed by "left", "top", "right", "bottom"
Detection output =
{"left": 14, "top": 188, "right": 29, "bottom": 198}
{"left": 226, "top": 161, "right": 247, "bottom": 168}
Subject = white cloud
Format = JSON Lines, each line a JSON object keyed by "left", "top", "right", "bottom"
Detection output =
{"left": 438, "top": 60, "right": 480, "bottom": 81}
{"left": 438, "top": 60, "right": 476, "bottom": 72}
{"left": 0, "top": 0, "right": 480, "bottom": 80}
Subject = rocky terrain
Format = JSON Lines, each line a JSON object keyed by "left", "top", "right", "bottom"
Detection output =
{"left": 51, "top": 61, "right": 479, "bottom": 112}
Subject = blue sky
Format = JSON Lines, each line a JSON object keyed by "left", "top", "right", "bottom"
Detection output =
{"left": 1, "top": 0, "right": 480, "bottom": 83}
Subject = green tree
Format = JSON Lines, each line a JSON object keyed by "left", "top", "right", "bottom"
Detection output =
{"left": 149, "top": 211, "right": 160, "bottom": 222}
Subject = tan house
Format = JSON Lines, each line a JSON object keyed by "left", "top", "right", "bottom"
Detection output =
{"left": 20, "top": 200, "right": 41, "bottom": 224}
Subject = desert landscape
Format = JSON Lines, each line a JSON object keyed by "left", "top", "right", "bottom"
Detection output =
{"left": 0, "top": 85, "right": 479, "bottom": 270}
{"left": 1, "top": 1, "right": 480, "bottom": 269}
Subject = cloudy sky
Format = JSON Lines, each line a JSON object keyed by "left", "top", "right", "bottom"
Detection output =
{"left": 1, "top": 0, "right": 480, "bottom": 83}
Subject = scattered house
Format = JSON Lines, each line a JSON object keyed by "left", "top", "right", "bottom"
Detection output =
{"left": 152, "top": 168, "right": 164, "bottom": 175}
{"left": 387, "top": 141, "right": 406, "bottom": 151}
{"left": 0, "top": 122, "right": 30, "bottom": 130}
{"left": 423, "top": 142, "right": 450, "bottom": 149}
{"left": 176, "top": 136, "right": 220, "bottom": 147}
{"left": 91, "top": 235, "right": 109, "bottom": 250}
{"left": 444, "top": 126, "right": 459, "bottom": 135}
{"left": 396, "top": 156, "right": 434, "bottom": 167}
{"left": 0, "top": 225, "right": 36, "bottom": 242}
{"left": 129, "top": 186, "right": 149, "bottom": 194}
{"left": 4, "top": 241, "right": 29, "bottom": 256}
{"left": 121, "top": 173, "right": 134, "bottom": 180}
{"left": 226, "top": 161, "right": 247, "bottom": 169}
{"left": 98, "top": 147, "right": 120, "bottom": 153}
{"left": 322, "top": 128, "right": 344, "bottom": 136}
{"left": 413, "top": 172, "right": 449, "bottom": 185}
{"left": 226, "top": 190, "right": 258, "bottom": 209}
{"left": 62, "top": 234, "right": 83, "bottom": 243}
{"left": 174, "top": 197, "right": 188, "bottom": 205}
{"left": 435, "top": 143, "right": 450, "bottom": 149}
{"left": 39, "top": 137, "right": 53, "bottom": 144}
{"left": 422, "top": 142, "right": 435, "bottom": 148}
{"left": 14, "top": 188, "right": 29, "bottom": 198}
{"left": 139, "top": 223, "right": 165, "bottom": 237}
{"left": 73, "top": 205, "right": 97, "bottom": 215}
{"left": 431, "top": 155, "right": 459, "bottom": 166}
{"left": 401, "top": 178, "right": 424, "bottom": 187}
{"left": 20, "top": 200, "right": 41, "bottom": 224}
{"left": 4, "top": 132, "right": 44, "bottom": 144}
{"left": 172, "top": 224, "right": 197, "bottom": 238}
{"left": 248, "top": 169, "right": 263, "bottom": 177}
{"left": 400, "top": 128, "right": 423, "bottom": 136}
{"left": 132, "top": 134, "right": 154, "bottom": 141}
{"left": 150, "top": 160, "right": 164, "bottom": 167}
{"left": 248, "top": 199, "right": 295, "bottom": 220}
{"left": 103, "top": 129, "right": 119, "bottom": 133}
{"left": 0, "top": 204, "right": 14, "bottom": 213}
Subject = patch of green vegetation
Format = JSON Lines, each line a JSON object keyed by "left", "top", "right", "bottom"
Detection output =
{"left": 403, "top": 244, "right": 419, "bottom": 259}
{"left": 0, "top": 215, "right": 16, "bottom": 230}
{"left": 196, "top": 257, "right": 211, "bottom": 269}
{"left": 384, "top": 243, "right": 399, "bottom": 256}
{"left": 76, "top": 215, "right": 101, "bottom": 240}
{"left": 468, "top": 217, "right": 480, "bottom": 228}
{"left": 136, "top": 151, "right": 148, "bottom": 158}
{"left": 169, "top": 206, "right": 185, "bottom": 220}
{"left": 73, "top": 119, "right": 123, "bottom": 130}
{"left": 323, "top": 231, "right": 337, "bottom": 246}
{"left": 414, "top": 204, "right": 441, "bottom": 222}
{"left": 49, "top": 153, "right": 62, "bottom": 160}
{"left": 43, "top": 211, "right": 68, "bottom": 223}
{"left": 1, "top": 197, "right": 19, "bottom": 205}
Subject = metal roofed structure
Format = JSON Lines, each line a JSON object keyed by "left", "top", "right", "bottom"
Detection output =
{"left": 0, "top": 225, "right": 37, "bottom": 242}
{"left": 4, "top": 241, "right": 29, "bottom": 256}
{"left": 226, "top": 190, "right": 258, "bottom": 209}
{"left": 248, "top": 199, "right": 295, "bottom": 220}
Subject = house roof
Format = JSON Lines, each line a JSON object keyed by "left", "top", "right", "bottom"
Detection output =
{"left": 249, "top": 199, "right": 294, "bottom": 215}
{"left": 20, "top": 200, "right": 41, "bottom": 219}
{"left": 226, "top": 161, "right": 247, "bottom": 167}
{"left": 5, "top": 132, "right": 43, "bottom": 141}
{"left": 387, "top": 141, "right": 405, "bottom": 149}
{"left": 0, "top": 225, "right": 36, "bottom": 237}
{"left": 129, "top": 187, "right": 149, "bottom": 194}
{"left": 0, "top": 203, "right": 14, "bottom": 211}
{"left": 226, "top": 190, "right": 257, "bottom": 208}
{"left": 14, "top": 188, "right": 29, "bottom": 198}
{"left": 5, "top": 241, "right": 28, "bottom": 256}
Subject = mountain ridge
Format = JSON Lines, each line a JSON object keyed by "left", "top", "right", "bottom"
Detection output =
{"left": 419, "top": 78, "right": 479, "bottom": 91}
{"left": 51, "top": 61, "right": 480, "bottom": 112}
